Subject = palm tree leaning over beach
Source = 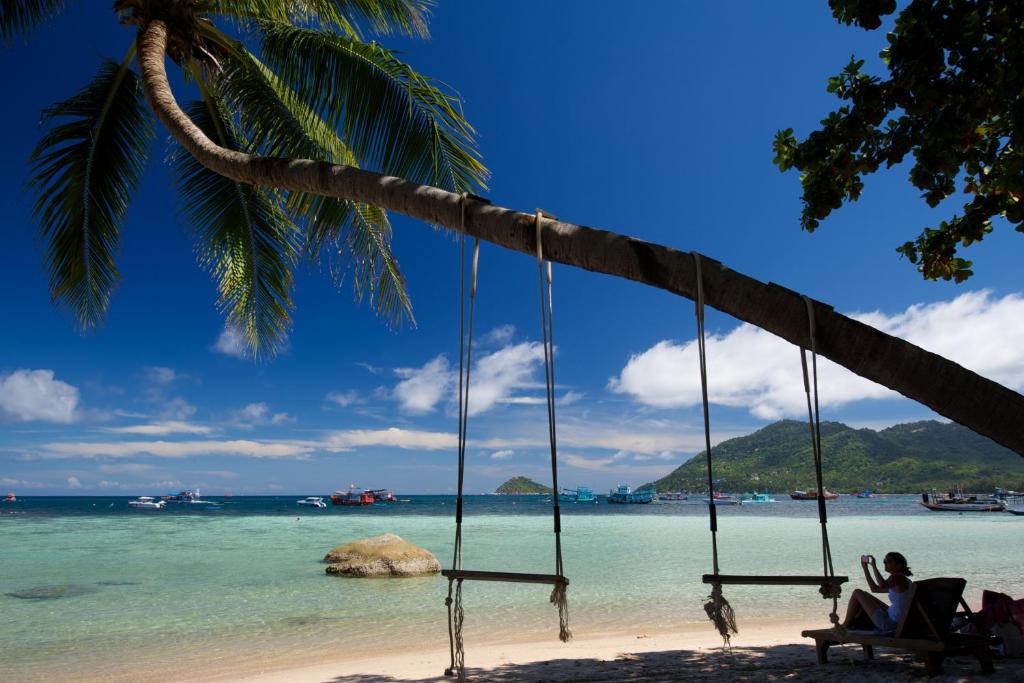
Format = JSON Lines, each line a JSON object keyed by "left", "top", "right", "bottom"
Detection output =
{"left": 12, "top": 0, "right": 487, "bottom": 359}
{"left": 6, "top": 1, "right": 1024, "bottom": 454}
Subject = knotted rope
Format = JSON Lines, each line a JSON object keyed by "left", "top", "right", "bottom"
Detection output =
{"left": 692, "top": 253, "right": 737, "bottom": 646}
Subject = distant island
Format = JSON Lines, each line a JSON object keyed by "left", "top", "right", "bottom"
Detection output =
{"left": 495, "top": 476, "right": 553, "bottom": 495}
{"left": 644, "top": 419, "right": 1024, "bottom": 494}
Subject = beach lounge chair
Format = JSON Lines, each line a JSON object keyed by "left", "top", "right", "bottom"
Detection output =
{"left": 802, "top": 577, "right": 995, "bottom": 676}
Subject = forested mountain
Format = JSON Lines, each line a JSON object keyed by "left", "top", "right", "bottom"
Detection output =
{"left": 494, "top": 477, "right": 553, "bottom": 495}
{"left": 646, "top": 420, "right": 1024, "bottom": 494}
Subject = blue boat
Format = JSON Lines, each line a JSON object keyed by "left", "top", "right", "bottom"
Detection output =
{"left": 560, "top": 486, "right": 597, "bottom": 503}
{"left": 608, "top": 484, "right": 654, "bottom": 504}
{"left": 740, "top": 491, "right": 776, "bottom": 504}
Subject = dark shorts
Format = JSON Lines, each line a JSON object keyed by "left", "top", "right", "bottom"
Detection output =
{"left": 872, "top": 606, "right": 898, "bottom": 633}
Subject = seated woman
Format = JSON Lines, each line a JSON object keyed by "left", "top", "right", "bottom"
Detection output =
{"left": 842, "top": 551, "right": 913, "bottom": 633}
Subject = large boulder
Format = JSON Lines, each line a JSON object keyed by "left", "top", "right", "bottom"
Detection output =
{"left": 324, "top": 533, "right": 440, "bottom": 577}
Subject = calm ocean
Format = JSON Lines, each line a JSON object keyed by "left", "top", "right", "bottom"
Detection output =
{"left": 3, "top": 495, "right": 1022, "bottom": 681}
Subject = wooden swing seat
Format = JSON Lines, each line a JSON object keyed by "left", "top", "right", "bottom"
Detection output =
{"left": 442, "top": 569, "right": 568, "bottom": 586}
{"left": 703, "top": 574, "right": 847, "bottom": 586}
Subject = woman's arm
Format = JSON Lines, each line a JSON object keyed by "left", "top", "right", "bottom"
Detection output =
{"left": 865, "top": 559, "right": 887, "bottom": 593}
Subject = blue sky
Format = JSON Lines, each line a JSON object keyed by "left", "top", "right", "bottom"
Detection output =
{"left": 2, "top": 3, "right": 1022, "bottom": 495}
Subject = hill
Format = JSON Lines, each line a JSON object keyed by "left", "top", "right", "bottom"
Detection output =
{"left": 645, "top": 420, "right": 1024, "bottom": 494}
{"left": 494, "top": 476, "right": 553, "bottom": 495}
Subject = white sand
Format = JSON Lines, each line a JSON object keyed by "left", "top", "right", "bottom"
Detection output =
{"left": 228, "top": 619, "right": 1023, "bottom": 682}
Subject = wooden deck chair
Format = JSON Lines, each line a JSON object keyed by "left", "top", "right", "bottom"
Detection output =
{"left": 802, "top": 577, "right": 995, "bottom": 676}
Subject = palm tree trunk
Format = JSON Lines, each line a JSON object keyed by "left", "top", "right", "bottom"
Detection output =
{"left": 137, "top": 20, "right": 1024, "bottom": 457}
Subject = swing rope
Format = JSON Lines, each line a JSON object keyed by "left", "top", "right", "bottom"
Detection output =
{"left": 692, "top": 253, "right": 737, "bottom": 645}
{"left": 535, "top": 210, "right": 571, "bottom": 644}
{"left": 442, "top": 201, "right": 570, "bottom": 680}
{"left": 800, "top": 296, "right": 843, "bottom": 631}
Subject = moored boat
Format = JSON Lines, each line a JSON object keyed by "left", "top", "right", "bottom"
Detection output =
{"left": 791, "top": 489, "right": 839, "bottom": 500}
{"left": 608, "top": 484, "right": 654, "bottom": 504}
{"left": 853, "top": 489, "right": 875, "bottom": 498}
{"left": 919, "top": 491, "right": 1007, "bottom": 512}
{"left": 703, "top": 491, "right": 740, "bottom": 505}
{"left": 740, "top": 492, "right": 776, "bottom": 504}
{"left": 3, "top": 492, "right": 15, "bottom": 503}
{"left": 128, "top": 496, "right": 165, "bottom": 509}
{"left": 559, "top": 486, "right": 597, "bottom": 503}
{"left": 367, "top": 488, "right": 397, "bottom": 503}
{"left": 297, "top": 496, "right": 327, "bottom": 508}
{"left": 331, "top": 487, "right": 375, "bottom": 506}
{"left": 658, "top": 492, "right": 688, "bottom": 501}
{"left": 163, "top": 488, "right": 216, "bottom": 504}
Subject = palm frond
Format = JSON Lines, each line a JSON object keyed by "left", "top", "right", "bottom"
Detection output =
{"left": 1, "top": 0, "right": 66, "bottom": 42}
{"left": 259, "top": 21, "right": 488, "bottom": 193}
{"left": 171, "top": 92, "right": 300, "bottom": 360}
{"left": 28, "top": 56, "right": 153, "bottom": 330}
{"left": 203, "top": 0, "right": 355, "bottom": 37}
{"left": 324, "top": 0, "right": 432, "bottom": 38}
{"left": 204, "top": 39, "right": 412, "bottom": 326}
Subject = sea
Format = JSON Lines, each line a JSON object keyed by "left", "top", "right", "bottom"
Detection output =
{"left": 2, "top": 494, "right": 1022, "bottom": 681}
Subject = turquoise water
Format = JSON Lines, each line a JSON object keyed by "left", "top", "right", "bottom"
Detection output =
{"left": 2, "top": 496, "right": 1022, "bottom": 681}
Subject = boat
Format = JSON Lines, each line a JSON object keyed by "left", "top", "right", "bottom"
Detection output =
{"left": 607, "top": 484, "right": 654, "bottom": 504}
{"left": 1007, "top": 508, "right": 1024, "bottom": 516}
{"left": 740, "top": 492, "right": 776, "bottom": 504}
{"left": 703, "top": 491, "right": 741, "bottom": 505}
{"left": 163, "top": 488, "right": 216, "bottom": 504}
{"left": 559, "top": 486, "right": 597, "bottom": 503}
{"left": 919, "top": 491, "right": 1007, "bottom": 512}
{"left": 853, "top": 490, "right": 876, "bottom": 498}
{"left": 128, "top": 496, "right": 166, "bottom": 509}
{"left": 297, "top": 496, "right": 327, "bottom": 508}
{"left": 791, "top": 489, "right": 839, "bottom": 500}
{"left": 3, "top": 492, "right": 15, "bottom": 503}
{"left": 330, "top": 486, "right": 375, "bottom": 506}
{"left": 367, "top": 488, "right": 397, "bottom": 503}
{"left": 658, "top": 492, "right": 688, "bottom": 501}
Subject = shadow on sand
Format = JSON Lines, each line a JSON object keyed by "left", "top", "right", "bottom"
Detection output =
{"left": 326, "top": 642, "right": 1021, "bottom": 683}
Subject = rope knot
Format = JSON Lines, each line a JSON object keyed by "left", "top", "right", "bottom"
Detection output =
{"left": 819, "top": 582, "right": 843, "bottom": 600}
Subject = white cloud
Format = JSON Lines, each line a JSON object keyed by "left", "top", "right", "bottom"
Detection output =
{"left": 145, "top": 367, "right": 178, "bottom": 384}
{"left": 0, "top": 369, "right": 79, "bottom": 423}
{"left": 609, "top": 291, "right": 1024, "bottom": 419}
{"left": 326, "top": 390, "right": 361, "bottom": 408}
{"left": 490, "top": 449, "right": 514, "bottom": 460}
{"left": 40, "top": 440, "right": 313, "bottom": 459}
{"left": 98, "top": 463, "right": 157, "bottom": 474}
{"left": 67, "top": 476, "right": 82, "bottom": 488}
{"left": 393, "top": 356, "right": 452, "bottom": 414}
{"left": 160, "top": 397, "right": 197, "bottom": 421}
{"left": 102, "top": 421, "right": 213, "bottom": 436}
{"left": 560, "top": 452, "right": 675, "bottom": 478}
{"left": 481, "top": 325, "right": 516, "bottom": 347}
{"left": 559, "top": 391, "right": 585, "bottom": 406}
{"left": 467, "top": 342, "right": 546, "bottom": 416}
{"left": 322, "top": 428, "right": 456, "bottom": 451}
{"left": 213, "top": 326, "right": 252, "bottom": 360}
{"left": 231, "top": 402, "right": 292, "bottom": 428}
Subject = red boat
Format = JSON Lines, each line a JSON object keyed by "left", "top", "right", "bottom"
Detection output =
{"left": 790, "top": 489, "right": 839, "bottom": 500}
{"left": 331, "top": 487, "right": 374, "bottom": 506}
{"left": 4, "top": 492, "right": 16, "bottom": 502}
{"left": 367, "top": 488, "right": 397, "bottom": 503}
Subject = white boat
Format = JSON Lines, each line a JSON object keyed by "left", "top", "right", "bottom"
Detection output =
{"left": 919, "top": 491, "right": 1007, "bottom": 512}
{"left": 128, "top": 496, "right": 166, "bottom": 509}
{"left": 297, "top": 496, "right": 327, "bottom": 508}
{"left": 164, "top": 488, "right": 216, "bottom": 504}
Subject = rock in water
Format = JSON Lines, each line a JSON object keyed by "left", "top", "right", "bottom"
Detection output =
{"left": 324, "top": 533, "right": 440, "bottom": 577}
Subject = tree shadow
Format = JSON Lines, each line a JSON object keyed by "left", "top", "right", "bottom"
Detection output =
{"left": 325, "top": 642, "right": 1020, "bottom": 682}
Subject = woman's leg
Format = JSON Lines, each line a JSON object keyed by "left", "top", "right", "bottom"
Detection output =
{"left": 842, "top": 589, "right": 886, "bottom": 627}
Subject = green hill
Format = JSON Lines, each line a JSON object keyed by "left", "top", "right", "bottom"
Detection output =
{"left": 494, "top": 476, "right": 553, "bottom": 495}
{"left": 645, "top": 420, "right": 1024, "bottom": 494}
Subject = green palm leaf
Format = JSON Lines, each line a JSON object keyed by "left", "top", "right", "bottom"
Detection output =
{"left": 209, "top": 45, "right": 412, "bottom": 326}
{"left": 204, "top": 0, "right": 430, "bottom": 39}
{"left": 172, "top": 93, "right": 300, "bottom": 359}
{"left": 28, "top": 56, "right": 154, "bottom": 330}
{"left": 259, "top": 21, "right": 487, "bottom": 193}
{"left": 1, "top": 0, "right": 66, "bottom": 42}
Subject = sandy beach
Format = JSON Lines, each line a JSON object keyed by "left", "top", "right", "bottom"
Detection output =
{"left": 234, "top": 620, "right": 1024, "bottom": 682}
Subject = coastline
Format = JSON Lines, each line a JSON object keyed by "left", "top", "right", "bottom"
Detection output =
{"left": 226, "top": 619, "right": 1024, "bottom": 682}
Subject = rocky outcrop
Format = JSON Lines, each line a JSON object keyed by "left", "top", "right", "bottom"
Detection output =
{"left": 324, "top": 533, "right": 440, "bottom": 577}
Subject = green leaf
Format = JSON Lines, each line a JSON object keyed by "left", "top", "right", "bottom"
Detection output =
{"left": 259, "top": 21, "right": 488, "bottom": 193}
{"left": 28, "top": 56, "right": 154, "bottom": 330}
{"left": 171, "top": 93, "right": 300, "bottom": 359}
{"left": 1, "top": 0, "right": 67, "bottom": 42}
{"left": 208, "top": 42, "right": 413, "bottom": 327}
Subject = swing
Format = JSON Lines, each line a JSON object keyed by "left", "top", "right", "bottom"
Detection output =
{"left": 689, "top": 253, "right": 847, "bottom": 644}
{"left": 441, "top": 201, "right": 571, "bottom": 680}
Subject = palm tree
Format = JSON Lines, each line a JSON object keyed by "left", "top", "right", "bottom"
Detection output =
{"left": 6, "top": 2, "right": 1024, "bottom": 456}
{"left": 15, "top": 0, "right": 486, "bottom": 359}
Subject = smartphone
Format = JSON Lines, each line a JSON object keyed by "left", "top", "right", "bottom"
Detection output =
{"left": 861, "top": 554, "right": 873, "bottom": 564}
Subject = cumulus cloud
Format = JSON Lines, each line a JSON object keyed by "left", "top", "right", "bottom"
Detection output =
{"left": 101, "top": 421, "right": 212, "bottom": 436}
{"left": 609, "top": 291, "right": 1024, "bottom": 419}
{"left": 231, "top": 402, "right": 292, "bottom": 428}
{"left": 393, "top": 356, "right": 452, "bottom": 414}
{"left": 160, "top": 397, "right": 197, "bottom": 421}
{"left": 467, "top": 342, "right": 546, "bottom": 415}
{"left": 490, "top": 449, "right": 514, "bottom": 460}
{"left": 481, "top": 325, "right": 516, "bottom": 347}
{"left": 0, "top": 369, "right": 79, "bottom": 423}
{"left": 67, "top": 476, "right": 82, "bottom": 488}
{"left": 326, "top": 390, "right": 361, "bottom": 408}
{"left": 212, "top": 326, "right": 252, "bottom": 360}
{"left": 322, "top": 428, "right": 456, "bottom": 451}
{"left": 559, "top": 391, "right": 585, "bottom": 406}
